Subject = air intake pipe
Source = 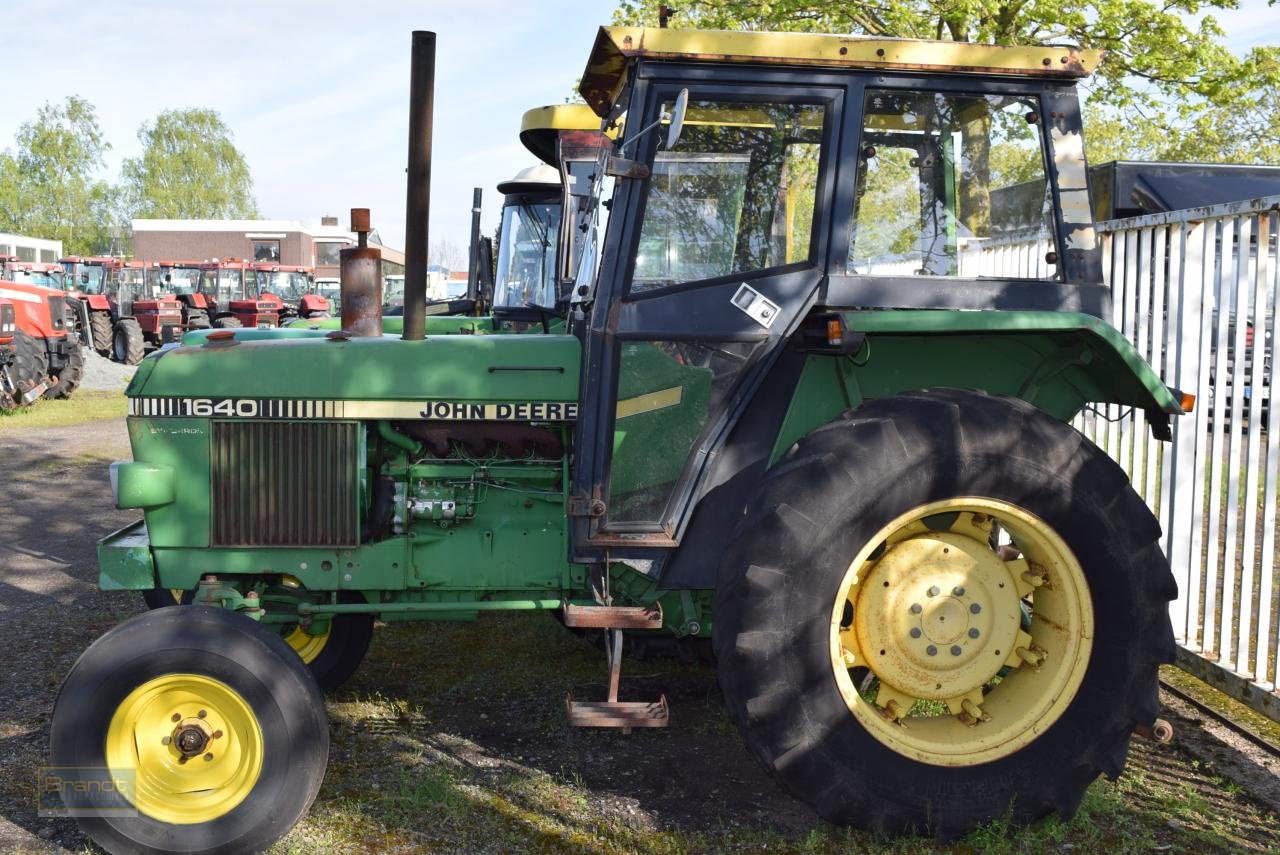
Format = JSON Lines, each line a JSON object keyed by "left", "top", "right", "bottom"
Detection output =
{"left": 339, "top": 207, "right": 382, "bottom": 336}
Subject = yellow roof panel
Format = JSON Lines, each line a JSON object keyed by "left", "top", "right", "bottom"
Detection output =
{"left": 519, "top": 104, "right": 605, "bottom": 164}
{"left": 580, "top": 26, "right": 1103, "bottom": 116}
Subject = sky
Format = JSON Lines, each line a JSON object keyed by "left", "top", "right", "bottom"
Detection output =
{"left": 0, "top": 0, "right": 1277, "bottom": 256}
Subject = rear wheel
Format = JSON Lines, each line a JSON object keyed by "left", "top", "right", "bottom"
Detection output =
{"left": 186, "top": 310, "right": 210, "bottom": 330}
{"left": 89, "top": 311, "right": 113, "bottom": 355}
{"left": 113, "top": 319, "right": 145, "bottom": 365}
{"left": 212, "top": 315, "right": 243, "bottom": 328}
{"left": 44, "top": 341, "right": 83, "bottom": 399}
{"left": 714, "top": 389, "right": 1175, "bottom": 837}
{"left": 50, "top": 606, "right": 328, "bottom": 854}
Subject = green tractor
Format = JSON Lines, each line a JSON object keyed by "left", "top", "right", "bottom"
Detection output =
{"left": 54, "top": 27, "right": 1184, "bottom": 851}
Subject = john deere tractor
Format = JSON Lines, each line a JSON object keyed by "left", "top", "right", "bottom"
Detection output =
{"left": 54, "top": 28, "right": 1184, "bottom": 852}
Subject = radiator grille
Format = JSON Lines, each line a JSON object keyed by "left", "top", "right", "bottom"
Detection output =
{"left": 211, "top": 421, "right": 359, "bottom": 546}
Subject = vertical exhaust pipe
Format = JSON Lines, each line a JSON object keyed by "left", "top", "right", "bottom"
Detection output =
{"left": 466, "top": 186, "right": 482, "bottom": 302}
{"left": 340, "top": 207, "right": 382, "bottom": 336}
{"left": 402, "top": 30, "right": 435, "bottom": 341}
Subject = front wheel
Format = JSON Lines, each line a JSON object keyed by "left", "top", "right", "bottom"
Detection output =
{"left": 113, "top": 319, "right": 145, "bottom": 365}
{"left": 714, "top": 389, "right": 1175, "bottom": 837}
{"left": 50, "top": 606, "right": 328, "bottom": 853}
{"left": 44, "top": 342, "right": 83, "bottom": 399}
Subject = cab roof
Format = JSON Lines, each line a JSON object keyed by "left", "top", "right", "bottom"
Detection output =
{"left": 579, "top": 26, "right": 1102, "bottom": 117}
{"left": 519, "top": 104, "right": 604, "bottom": 165}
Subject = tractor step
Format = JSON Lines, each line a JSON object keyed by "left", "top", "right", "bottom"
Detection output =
{"left": 20, "top": 380, "right": 49, "bottom": 405}
{"left": 562, "top": 602, "right": 663, "bottom": 629}
{"left": 566, "top": 694, "right": 669, "bottom": 730}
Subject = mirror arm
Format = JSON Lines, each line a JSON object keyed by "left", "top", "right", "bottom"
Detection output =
{"left": 604, "top": 156, "right": 650, "bottom": 180}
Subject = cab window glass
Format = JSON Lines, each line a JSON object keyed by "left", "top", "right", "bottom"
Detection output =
{"left": 632, "top": 100, "right": 824, "bottom": 292}
{"left": 847, "top": 90, "right": 1057, "bottom": 279}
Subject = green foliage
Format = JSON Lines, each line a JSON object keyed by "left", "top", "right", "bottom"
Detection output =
{"left": 121, "top": 109, "right": 258, "bottom": 219}
{"left": 0, "top": 96, "right": 117, "bottom": 254}
{"left": 613, "top": 0, "right": 1280, "bottom": 166}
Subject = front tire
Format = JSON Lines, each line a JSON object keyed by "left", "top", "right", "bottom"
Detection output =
{"left": 11, "top": 329, "right": 48, "bottom": 398}
{"left": 89, "top": 311, "right": 113, "bottom": 356}
{"left": 50, "top": 606, "right": 328, "bottom": 853}
{"left": 113, "top": 319, "right": 145, "bottom": 365}
{"left": 714, "top": 389, "right": 1175, "bottom": 837}
{"left": 44, "top": 341, "right": 83, "bottom": 399}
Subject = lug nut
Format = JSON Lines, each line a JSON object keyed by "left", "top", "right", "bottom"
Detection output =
{"left": 926, "top": 645, "right": 937, "bottom": 656}
{"left": 953, "top": 586, "right": 965, "bottom": 596}
{"left": 968, "top": 628, "right": 980, "bottom": 639}
{"left": 197, "top": 709, "right": 207, "bottom": 719}
{"left": 970, "top": 603, "right": 982, "bottom": 614}
{"left": 910, "top": 628, "right": 922, "bottom": 638}
{"left": 950, "top": 645, "right": 962, "bottom": 656}
{"left": 171, "top": 713, "right": 181, "bottom": 723}
{"left": 927, "top": 586, "right": 940, "bottom": 597}
{"left": 910, "top": 603, "right": 922, "bottom": 614}
{"left": 161, "top": 736, "right": 172, "bottom": 746}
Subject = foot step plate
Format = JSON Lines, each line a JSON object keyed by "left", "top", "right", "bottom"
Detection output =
{"left": 566, "top": 694, "right": 669, "bottom": 729}
{"left": 562, "top": 603, "right": 662, "bottom": 630}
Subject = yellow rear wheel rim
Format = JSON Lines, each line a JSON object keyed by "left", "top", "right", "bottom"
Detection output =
{"left": 283, "top": 624, "right": 330, "bottom": 664}
{"left": 104, "top": 674, "right": 264, "bottom": 824}
{"left": 830, "top": 497, "right": 1093, "bottom": 766}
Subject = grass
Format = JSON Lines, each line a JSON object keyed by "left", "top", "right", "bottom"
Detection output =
{"left": 266, "top": 615, "right": 1280, "bottom": 854}
{"left": 0, "top": 390, "right": 126, "bottom": 431}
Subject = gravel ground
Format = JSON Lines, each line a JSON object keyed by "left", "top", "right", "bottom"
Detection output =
{"left": 76, "top": 351, "right": 135, "bottom": 392}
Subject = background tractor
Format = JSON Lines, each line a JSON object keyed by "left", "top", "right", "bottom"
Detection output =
{"left": 57, "top": 27, "right": 1186, "bottom": 852}
{"left": 255, "top": 263, "right": 328, "bottom": 322}
{"left": 197, "top": 259, "right": 278, "bottom": 328}
{"left": 59, "top": 255, "right": 122, "bottom": 355}
{"left": 109, "top": 261, "right": 183, "bottom": 365}
{"left": 0, "top": 256, "right": 81, "bottom": 399}
{"left": 145, "top": 260, "right": 212, "bottom": 330}
{"left": 0, "top": 296, "right": 21, "bottom": 408}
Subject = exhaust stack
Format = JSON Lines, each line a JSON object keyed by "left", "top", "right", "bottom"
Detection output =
{"left": 339, "top": 207, "right": 382, "bottom": 337}
{"left": 402, "top": 30, "right": 436, "bottom": 341}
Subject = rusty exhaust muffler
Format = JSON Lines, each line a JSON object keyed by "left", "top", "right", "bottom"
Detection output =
{"left": 339, "top": 207, "right": 382, "bottom": 337}
{"left": 1134, "top": 718, "right": 1174, "bottom": 743}
{"left": 402, "top": 30, "right": 435, "bottom": 341}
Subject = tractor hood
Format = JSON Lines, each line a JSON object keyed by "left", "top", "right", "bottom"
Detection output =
{"left": 127, "top": 334, "right": 580, "bottom": 404}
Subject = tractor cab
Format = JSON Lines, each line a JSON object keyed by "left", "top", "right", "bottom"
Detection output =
{"left": 58, "top": 256, "right": 118, "bottom": 297}
{"left": 145, "top": 261, "right": 210, "bottom": 329}
{"left": 0, "top": 256, "right": 65, "bottom": 289}
{"left": 256, "top": 264, "right": 326, "bottom": 321}
{"left": 198, "top": 259, "right": 276, "bottom": 328}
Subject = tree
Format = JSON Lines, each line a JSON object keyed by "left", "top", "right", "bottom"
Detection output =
{"left": 121, "top": 109, "right": 258, "bottom": 219}
{"left": 0, "top": 96, "right": 117, "bottom": 254}
{"left": 613, "top": 0, "right": 1280, "bottom": 166}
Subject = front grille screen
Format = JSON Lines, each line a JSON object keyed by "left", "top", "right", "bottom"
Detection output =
{"left": 210, "top": 420, "right": 359, "bottom": 546}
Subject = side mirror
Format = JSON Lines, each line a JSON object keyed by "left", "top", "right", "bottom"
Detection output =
{"left": 666, "top": 88, "right": 689, "bottom": 151}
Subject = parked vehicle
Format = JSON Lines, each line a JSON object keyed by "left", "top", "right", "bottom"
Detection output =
{"left": 0, "top": 297, "right": 20, "bottom": 408}
{"left": 255, "top": 264, "right": 327, "bottom": 322}
{"left": 58, "top": 27, "right": 1186, "bottom": 851}
{"left": 145, "top": 261, "right": 212, "bottom": 329}
{"left": 108, "top": 262, "right": 183, "bottom": 365}
{"left": 0, "top": 257, "right": 81, "bottom": 398}
{"left": 59, "top": 256, "right": 122, "bottom": 355}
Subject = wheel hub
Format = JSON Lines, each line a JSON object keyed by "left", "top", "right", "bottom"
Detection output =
{"left": 855, "top": 531, "right": 1021, "bottom": 701}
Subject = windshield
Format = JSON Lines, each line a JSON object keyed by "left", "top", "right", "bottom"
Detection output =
{"left": 71, "top": 265, "right": 108, "bottom": 294}
{"left": 493, "top": 199, "right": 560, "bottom": 308}
{"left": 261, "top": 272, "right": 310, "bottom": 300}
{"left": 9, "top": 268, "right": 63, "bottom": 288}
{"left": 154, "top": 267, "right": 201, "bottom": 295}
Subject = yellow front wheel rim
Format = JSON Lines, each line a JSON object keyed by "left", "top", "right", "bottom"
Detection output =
{"left": 283, "top": 624, "right": 330, "bottom": 664}
{"left": 105, "top": 674, "right": 264, "bottom": 824}
{"left": 831, "top": 498, "right": 1093, "bottom": 766}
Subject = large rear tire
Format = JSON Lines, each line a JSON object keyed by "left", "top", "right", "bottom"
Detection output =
{"left": 212, "top": 315, "right": 242, "bottom": 328}
{"left": 113, "top": 319, "right": 145, "bottom": 365}
{"left": 50, "top": 606, "right": 328, "bottom": 854}
{"left": 44, "top": 341, "right": 83, "bottom": 399}
{"left": 714, "top": 389, "right": 1175, "bottom": 837}
{"left": 89, "top": 311, "right": 113, "bottom": 356}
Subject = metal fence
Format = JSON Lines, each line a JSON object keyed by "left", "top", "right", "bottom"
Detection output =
{"left": 1061, "top": 195, "right": 1280, "bottom": 723}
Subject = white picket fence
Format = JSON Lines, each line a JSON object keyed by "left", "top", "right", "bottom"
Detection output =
{"left": 1055, "top": 195, "right": 1280, "bottom": 722}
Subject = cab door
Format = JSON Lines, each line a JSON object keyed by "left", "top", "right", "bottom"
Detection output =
{"left": 571, "top": 72, "right": 843, "bottom": 564}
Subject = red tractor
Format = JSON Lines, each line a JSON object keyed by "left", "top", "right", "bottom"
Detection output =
{"left": 109, "top": 261, "right": 184, "bottom": 365}
{"left": 254, "top": 263, "right": 328, "bottom": 322}
{"left": 145, "top": 260, "right": 212, "bottom": 330}
{"left": 0, "top": 297, "right": 21, "bottom": 408}
{"left": 0, "top": 256, "right": 82, "bottom": 399}
{"left": 59, "top": 255, "right": 122, "bottom": 356}
{"left": 197, "top": 259, "right": 278, "bottom": 328}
